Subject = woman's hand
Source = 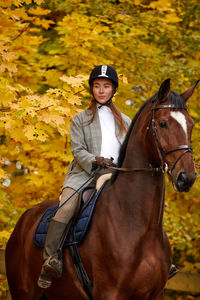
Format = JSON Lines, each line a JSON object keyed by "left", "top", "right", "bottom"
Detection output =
{"left": 92, "top": 156, "right": 113, "bottom": 168}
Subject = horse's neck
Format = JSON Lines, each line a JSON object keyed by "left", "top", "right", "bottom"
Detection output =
{"left": 114, "top": 172, "right": 165, "bottom": 231}
{"left": 111, "top": 128, "right": 165, "bottom": 232}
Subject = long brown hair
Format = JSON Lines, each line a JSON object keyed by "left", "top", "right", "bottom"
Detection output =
{"left": 87, "top": 99, "right": 127, "bottom": 137}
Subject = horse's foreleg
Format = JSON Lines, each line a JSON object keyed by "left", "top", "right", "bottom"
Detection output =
{"left": 93, "top": 288, "right": 165, "bottom": 300}
{"left": 6, "top": 241, "right": 44, "bottom": 300}
{"left": 9, "top": 289, "right": 44, "bottom": 300}
{"left": 39, "top": 295, "right": 49, "bottom": 300}
{"left": 93, "top": 288, "right": 121, "bottom": 300}
{"left": 93, "top": 290, "right": 136, "bottom": 300}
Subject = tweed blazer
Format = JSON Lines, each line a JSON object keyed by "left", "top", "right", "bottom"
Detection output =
{"left": 62, "top": 108, "right": 131, "bottom": 190}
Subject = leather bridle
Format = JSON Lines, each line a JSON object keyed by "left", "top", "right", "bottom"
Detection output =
{"left": 109, "top": 102, "right": 192, "bottom": 175}
{"left": 146, "top": 103, "right": 192, "bottom": 174}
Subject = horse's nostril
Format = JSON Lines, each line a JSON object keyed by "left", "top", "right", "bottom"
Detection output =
{"left": 178, "top": 172, "right": 187, "bottom": 183}
{"left": 177, "top": 172, "right": 196, "bottom": 192}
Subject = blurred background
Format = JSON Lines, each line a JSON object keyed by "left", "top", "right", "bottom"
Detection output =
{"left": 0, "top": 0, "right": 199, "bottom": 298}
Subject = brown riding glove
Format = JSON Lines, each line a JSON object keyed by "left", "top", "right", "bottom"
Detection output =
{"left": 92, "top": 156, "right": 113, "bottom": 169}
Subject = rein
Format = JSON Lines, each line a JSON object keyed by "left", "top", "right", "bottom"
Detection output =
{"left": 109, "top": 165, "right": 164, "bottom": 173}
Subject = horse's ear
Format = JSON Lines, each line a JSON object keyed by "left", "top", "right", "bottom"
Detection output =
{"left": 157, "top": 78, "right": 170, "bottom": 103}
{"left": 180, "top": 80, "right": 199, "bottom": 102}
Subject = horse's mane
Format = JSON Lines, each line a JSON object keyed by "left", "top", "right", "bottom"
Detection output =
{"left": 110, "top": 90, "right": 187, "bottom": 183}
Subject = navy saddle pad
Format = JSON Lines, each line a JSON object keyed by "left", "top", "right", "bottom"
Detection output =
{"left": 34, "top": 180, "right": 108, "bottom": 248}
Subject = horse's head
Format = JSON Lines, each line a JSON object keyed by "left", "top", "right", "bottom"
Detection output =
{"left": 146, "top": 79, "right": 199, "bottom": 192}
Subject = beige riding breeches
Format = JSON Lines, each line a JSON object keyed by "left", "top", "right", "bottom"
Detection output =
{"left": 53, "top": 169, "right": 114, "bottom": 224}
{"left": 53, "top": 188, "right": 79, "bottom": 224}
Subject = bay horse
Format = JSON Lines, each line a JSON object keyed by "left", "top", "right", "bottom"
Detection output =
{"left": 6, "top": 79, "right": 198, "bottom": 300}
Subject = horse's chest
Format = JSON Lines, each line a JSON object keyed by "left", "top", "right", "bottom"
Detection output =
{"left": 131, "top": 252, "right": 168, "bottom": 291}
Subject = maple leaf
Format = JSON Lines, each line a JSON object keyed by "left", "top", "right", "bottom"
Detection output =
{"left": 11, "top": 0, "right": 25, "bottom": 7}
{"left": 32, "top": 18, "right": 55, "bottom": 29}
{"left": 23, "top": 125, "right": 48, "bottom": 141}
{"left": 23, "top": 125, "right": 36, "bottom": 140}
{"left": 119, "top": 74, "right": 129, "bottom": 84}
{"left": 28, "top": 7, "right": 51, "bottom": 16}
{"left": 1, "top": 51, "right": 16, "bottom": 62}
{"left": 0, "top": 62, "right": 17, "bottom": 73}
{"left": 8, "top": 7, "right": 31, "bottom": 21}
{"left": 67, "top": 95, "right": 82, "bottom": 105}
{"left": 165, "top": 13, "right": 182, "bottom": 23}
{"left": 149, "top": 0, "right": 172, "bottom": 10}
{"left": 60, "top": 75, "right": 88, "bottom": 87}
{"left": 38, "top": 113, "right": 65, "bottom": 126}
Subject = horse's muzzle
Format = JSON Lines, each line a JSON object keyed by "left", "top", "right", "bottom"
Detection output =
{"left": 175, "top": 171, "right": 196, "bottom": 192}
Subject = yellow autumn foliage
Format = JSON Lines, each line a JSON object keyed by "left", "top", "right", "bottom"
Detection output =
{"left": 0, "top": 0, "right": 200, "bottom": 298}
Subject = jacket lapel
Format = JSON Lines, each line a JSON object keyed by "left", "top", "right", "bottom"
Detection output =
{"left": 91, "top": 111, "right": 102, "bottom": 156}
{"left": 115, "top": 121, "right": 125, "bottom": 144}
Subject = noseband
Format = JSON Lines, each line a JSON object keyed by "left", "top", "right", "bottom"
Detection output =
{"left": 147, "top": 103, "right": 192, "bottom": 174}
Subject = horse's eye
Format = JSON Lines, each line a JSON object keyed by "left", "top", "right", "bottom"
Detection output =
{"left": 159, "top": 120, "right": 168, "bottom": 128}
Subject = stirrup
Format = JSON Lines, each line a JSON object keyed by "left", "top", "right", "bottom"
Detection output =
{"left": 37, "top": 269, "right": 52, "bottom": 289}
{"left": 43, "top": 255, "right": 62, "bottom": 278}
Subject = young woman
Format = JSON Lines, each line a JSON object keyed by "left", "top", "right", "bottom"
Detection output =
{"left": 37, "top": 65, "right": 131, "bottom": 288}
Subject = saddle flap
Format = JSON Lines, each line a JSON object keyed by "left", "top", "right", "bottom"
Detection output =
{"left": 80, "top": 186, "right": 96, "bottom": 206}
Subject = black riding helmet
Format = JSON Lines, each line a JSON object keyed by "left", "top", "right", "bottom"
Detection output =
{"left": 89, "top": 65, "right": 118, "bottom": 105}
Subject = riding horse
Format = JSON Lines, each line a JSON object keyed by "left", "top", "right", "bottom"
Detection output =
{"left": 6, "top": 79, "right": 198, "bottom": 300}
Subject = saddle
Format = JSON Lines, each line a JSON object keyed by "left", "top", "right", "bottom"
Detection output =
{"left": 79, "top": 186, "right": 96, "bottom": 214}
{"left": 34, "top": 179, "right": 108, "bottom": 248}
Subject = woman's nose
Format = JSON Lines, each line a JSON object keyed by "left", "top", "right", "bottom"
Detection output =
{"left": 99, "top": 87, "right": 104, "bottom": 93}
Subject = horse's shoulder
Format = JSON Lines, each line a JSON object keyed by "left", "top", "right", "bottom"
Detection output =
{"left": 33, "top": 199, "right": 58, "bottom": 212}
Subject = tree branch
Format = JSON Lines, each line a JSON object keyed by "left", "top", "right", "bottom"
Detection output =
{"left": 163, "top": 42, "right": 180, "bottom": 72}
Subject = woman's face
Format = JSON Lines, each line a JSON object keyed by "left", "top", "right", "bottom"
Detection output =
{"left": 92, "top": 78, "right": 113, "bottom": 104}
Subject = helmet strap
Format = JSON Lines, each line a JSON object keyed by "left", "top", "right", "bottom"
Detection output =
{"left": 95, "top": 97, "right": 113, "bottom": 107}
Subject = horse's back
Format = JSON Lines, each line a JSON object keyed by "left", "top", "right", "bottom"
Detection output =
{"left": 6, "top": 199, "right": 57, "bottom": 255}
{"left": 5, "top": 199, "right": 58, "bottom": 300}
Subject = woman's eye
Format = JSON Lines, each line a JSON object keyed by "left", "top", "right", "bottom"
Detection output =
{"left": 159, "top": 120, "right": 168, "bottom": 128}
